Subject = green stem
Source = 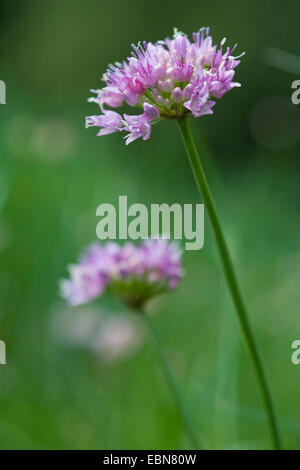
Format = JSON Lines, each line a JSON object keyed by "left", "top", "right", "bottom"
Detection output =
{"left": 142, "top": 312, "right": 200, "bottom": 449}
{"left": 177, "top": 117, "right": 282, "bottom": 450}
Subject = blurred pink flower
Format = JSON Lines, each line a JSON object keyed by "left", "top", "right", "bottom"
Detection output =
{"left": 60, "top": 239, "right": 184, "bottom": 308}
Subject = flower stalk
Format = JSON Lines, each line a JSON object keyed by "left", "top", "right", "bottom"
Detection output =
{"left": 142, "top": 311, "right": 200, "bottom": 449}
{"left": 177, "top": 116, "right": 282, "bottom": 450}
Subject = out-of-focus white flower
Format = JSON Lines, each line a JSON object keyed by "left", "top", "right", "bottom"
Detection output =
{"left": 91, "top": 314, "right": 144, "bottom": 363}
{"left": 51, "top": 304, "right": 144, "bottom": 363}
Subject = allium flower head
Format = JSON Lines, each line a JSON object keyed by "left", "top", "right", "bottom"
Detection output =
{"left": 60, "top": 239, "right": 184, "bottom": 309}
{"left": 86, "top": 27, "right": 244, "bottom": 144}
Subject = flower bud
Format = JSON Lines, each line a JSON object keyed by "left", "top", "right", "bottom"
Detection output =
{"left": 143, "top": 103, "right": 159, "bottom": 121}
{"left": 172, "top": 87, "right": 183, "bottom": 103}
{"left": 183, "top": 84, "right": 193, "bottom": 100}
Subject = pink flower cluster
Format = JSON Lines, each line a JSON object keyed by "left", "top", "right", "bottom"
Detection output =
{"left": 60, "top": 240, "right": 184, "bottom": 308}
{"left": 86, "top": 27, "right": 243, "bottom": 144}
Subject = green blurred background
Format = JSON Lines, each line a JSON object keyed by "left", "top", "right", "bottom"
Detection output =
{"left": 0, "top": 0, "right": 300, "bottom": 450}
